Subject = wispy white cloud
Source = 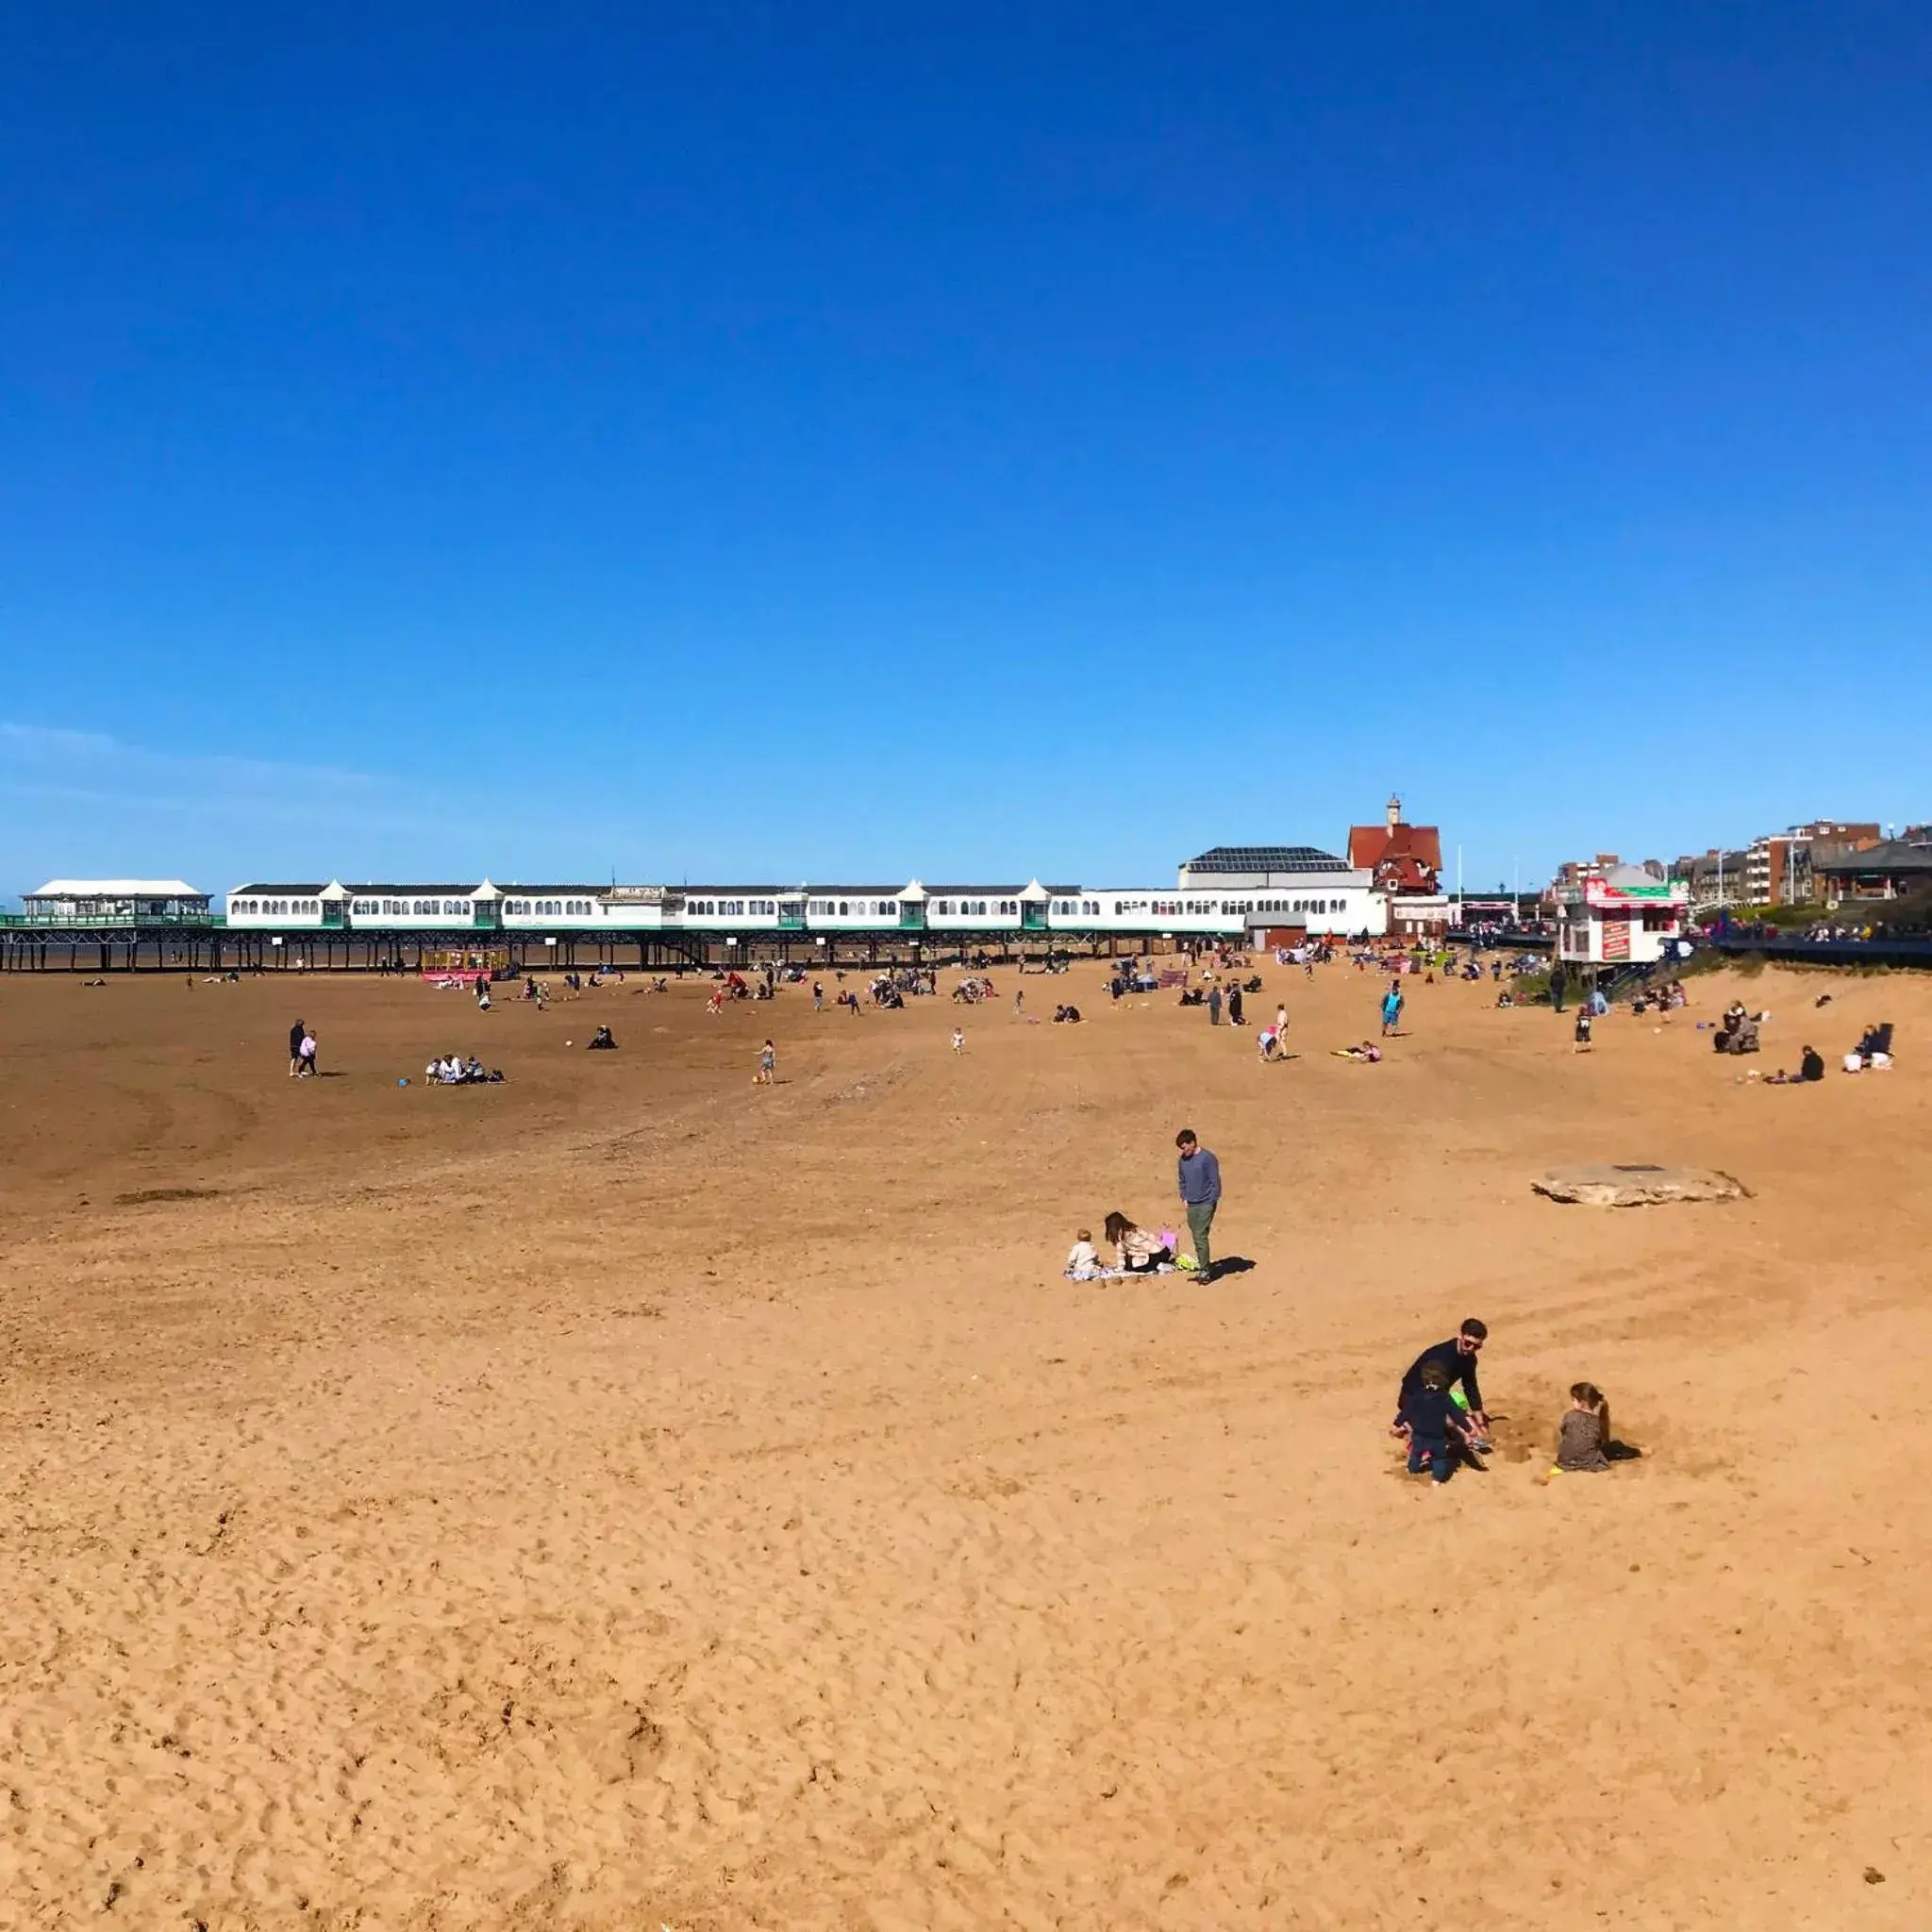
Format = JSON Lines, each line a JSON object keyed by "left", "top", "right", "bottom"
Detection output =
{"left": 0, "top": 724, "right": 482, "bottom": 896}
{"left": 0, "top": 723, "right": 454, "bottom": 833}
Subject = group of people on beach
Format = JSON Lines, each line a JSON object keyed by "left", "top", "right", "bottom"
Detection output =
{"left": 288, "top": 1020, "right": 318, "bottom": 1077}
{"left": 423, "top": 1053, "right": 503, "bottom": 1085}
{"left": 1063, "top": 1129, "right": 1224, "bottom": 1282}
{"left": 1391, "top": 1317, "right": 1641, "bottom": 1485}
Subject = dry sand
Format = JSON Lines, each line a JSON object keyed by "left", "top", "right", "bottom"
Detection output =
{"left": 1, "top": 958, "right": 1928, "bottom": 1928}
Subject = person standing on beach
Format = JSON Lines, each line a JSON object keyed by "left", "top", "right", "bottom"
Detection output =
{"left": 1208, "top": 985, "right": 1223, "bottom": 1026}
{"left": 1380, "top": 982, "right": 1403, "bottom": 1037}
{"left": 1175, "top": 1128, "right": 1222, "bottom": 1281}
{"left": 1550, "top": 962, "right": 1568, "bottom": 1013}
{"left": 289, "top": 1018, "right": 306, "bottom": 1078}
{"left": 813, "top": 980, "right": 824, "bottom": 1012}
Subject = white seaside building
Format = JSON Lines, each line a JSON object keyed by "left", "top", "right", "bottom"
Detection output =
{"left": 1174, "top": 845, "right": 1386, "bottom": 941}
{"left": 23, "top": 878, "right": 211, "bottom": 923}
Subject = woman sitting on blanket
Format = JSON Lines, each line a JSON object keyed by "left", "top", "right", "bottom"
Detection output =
{"left": 1104, "top": 1210, "right": 1173, "bottom": 1274}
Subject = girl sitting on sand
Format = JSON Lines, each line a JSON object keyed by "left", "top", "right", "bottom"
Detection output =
{"left": 1554, "top": 1382, "right": 1641, "bottom": 1472}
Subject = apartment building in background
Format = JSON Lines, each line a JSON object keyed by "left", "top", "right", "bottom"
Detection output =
{"left": 1670, "top": 848, "right": 1752, "bottom": 907}
{"left": 1743, "top": 820, "right": 1881, "bottom": 906}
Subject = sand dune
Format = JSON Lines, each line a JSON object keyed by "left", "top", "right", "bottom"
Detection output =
{"left": 1, "top": 958, "right": 1927, "bottom": 1926}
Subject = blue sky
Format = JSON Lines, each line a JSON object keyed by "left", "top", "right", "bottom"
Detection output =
{"left": 4, "top": 2, "right": 1928, "bottom": 898}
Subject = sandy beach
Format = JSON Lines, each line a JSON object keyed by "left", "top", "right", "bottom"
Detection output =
{"left": 2, "top": 957, "right": 1928, "bottom": 1928}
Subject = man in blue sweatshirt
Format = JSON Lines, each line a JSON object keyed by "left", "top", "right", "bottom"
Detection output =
{"left": 1174, "top": 1128, "right": 1222, "bottom": 1281}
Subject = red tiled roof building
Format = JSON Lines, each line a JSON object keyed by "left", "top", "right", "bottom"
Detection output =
{"left": 1347, "top": 796, "right": 1443, "bottom": 895}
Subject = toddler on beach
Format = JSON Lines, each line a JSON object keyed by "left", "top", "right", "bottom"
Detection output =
{"left": 1406, "top": 1359, "right": 1473, "bottom": 1485}
{"left": 1064, "top": 1229, "right": 1103, "bottom": 1280}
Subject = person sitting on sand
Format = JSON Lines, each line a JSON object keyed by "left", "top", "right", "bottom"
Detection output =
{"left": 1103, "top": 1210, "right": 1172, "bottom": 1274}
{"left": 1555, "top": 1383, "right": 1612, "bottom": 1471}
{"left": 587, "top": 1025, "right": 616, "bottom": 1050}
{"left": 1769, "top": 1046, "right": 1826, "bottom": 1085}
{"left": 1064, "top": 1228, "right": 1104, "bottom": 1280}
{"left": 1553, "top": 1382, "right": 1641, "bottom": 1472}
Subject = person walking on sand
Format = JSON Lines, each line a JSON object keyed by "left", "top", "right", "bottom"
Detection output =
{"left": 288, "top": 1018, "right": 307, "bottom": 1078}
{"left": 755, "top": 1038, "right": 775, "bottom": 1085}
{"left": 1175, "top": 1128, "right": 1222, "bottom": 1281}
{"left": 951, "top": 1025, "right": 966, "bottom": 1055}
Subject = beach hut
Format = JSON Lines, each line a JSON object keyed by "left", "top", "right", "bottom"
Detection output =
{"left": 1557, "top": 864, "right": 1690, "bottom": 967}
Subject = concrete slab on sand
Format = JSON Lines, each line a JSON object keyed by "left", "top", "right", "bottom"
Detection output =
{"left": 1534, "top": 1161, "right": 1751, "bottom": 1206}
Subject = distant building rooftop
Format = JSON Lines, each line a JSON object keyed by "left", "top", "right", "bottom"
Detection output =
{"left": 1181, "top": 845, "right": 1349, "bottom": 874}
{"left": 28, "top": 878, "right": 205, "bottom": 899}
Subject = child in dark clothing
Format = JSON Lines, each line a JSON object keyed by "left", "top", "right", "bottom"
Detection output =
{"left": 1406, "top": 1359, "right": 1471, "bottom": 1485}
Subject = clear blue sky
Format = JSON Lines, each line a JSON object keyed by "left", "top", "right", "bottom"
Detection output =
{"left": 4, "top": 2, "right": 1928, "bottom": 898}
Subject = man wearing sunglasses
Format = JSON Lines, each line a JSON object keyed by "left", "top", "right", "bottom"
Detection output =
{"left": 1396, "top": 1319, "right": 1491, "bottom": 1448}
